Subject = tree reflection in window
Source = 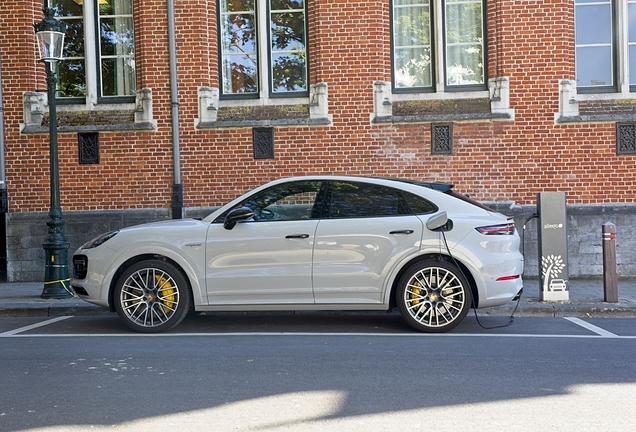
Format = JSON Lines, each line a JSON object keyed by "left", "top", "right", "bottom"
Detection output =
{"left": 220, "top": 0, "right": 307, "bottom": 96}
{"left": 52, "top": 0, "right": 136, "bottom": 99}
{"left": 270, "top": 0, "right": 307, "bottom": 92}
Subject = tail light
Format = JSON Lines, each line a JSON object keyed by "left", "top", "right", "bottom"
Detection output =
{"left": 476, "top": 223, "right": 516, "bottom": 235}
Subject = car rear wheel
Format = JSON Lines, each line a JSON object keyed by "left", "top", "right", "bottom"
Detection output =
{"left": 114, "top": 260, "right": 191, "bottom": 333}
{"left": 397, "top": 260, "right": 472, "bottom": 333}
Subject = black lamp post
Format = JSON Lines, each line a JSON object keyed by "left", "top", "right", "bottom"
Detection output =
{"left": 34, "top": 5, "right": 72, "bottom": 299}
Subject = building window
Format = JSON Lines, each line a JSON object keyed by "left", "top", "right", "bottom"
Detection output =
{"left": 575, "top": 0, "right": 636, "bottom": 93}
{"left": 391, "top": 0, "right": 486, "bottom": 93}
{"left": 218, "top": 0, "right": 309, "bottom": 99}
{"left": 53, "top": 0, "right": 136, "bottom": 102}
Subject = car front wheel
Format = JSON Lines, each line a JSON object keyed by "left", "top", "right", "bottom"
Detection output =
{"left": 114, "top": 260, "right": 191, "bottom": 333}
{"left": 397, "top": 260, "right": 472, "bottom": 333}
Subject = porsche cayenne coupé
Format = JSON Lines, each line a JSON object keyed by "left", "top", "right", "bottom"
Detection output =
{"left": 72, "top": 176, "right": 524, "bottom": 333}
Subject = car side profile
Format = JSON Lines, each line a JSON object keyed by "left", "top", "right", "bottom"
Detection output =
{"left": 72, "top": 176, "right": 524, "bottom": 333}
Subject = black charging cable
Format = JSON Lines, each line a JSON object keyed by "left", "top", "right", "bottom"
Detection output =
{"left": 438, "top": 217, "right": 536, "bottom": 330}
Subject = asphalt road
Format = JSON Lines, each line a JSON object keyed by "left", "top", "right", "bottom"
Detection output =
{"left": 1, "top": 313, "right": 636, "bottom": 432}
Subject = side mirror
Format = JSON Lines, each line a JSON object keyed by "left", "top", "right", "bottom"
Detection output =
{"left": 426, "top": 211, "right": 453, "bottom": 231}
{"left": 224, "top": 207, "right": 254, "bottom": 230}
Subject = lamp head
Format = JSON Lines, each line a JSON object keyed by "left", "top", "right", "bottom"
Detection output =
{"left": 34, "top": 8, "right": 67, "bottom": 63}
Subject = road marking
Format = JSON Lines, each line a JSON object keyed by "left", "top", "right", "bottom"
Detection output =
{"left": 0, "top": 316, "right": 74, "bottom": 336}
{"left": 2, "top": 331, "right": 636, "bottom": 339}
{"left": 564, "top": 317, "right": 619, "bottom": 338}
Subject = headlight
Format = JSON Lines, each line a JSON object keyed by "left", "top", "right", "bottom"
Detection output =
{"left": 81, "top": 231, "right": 119, "bottom": 249}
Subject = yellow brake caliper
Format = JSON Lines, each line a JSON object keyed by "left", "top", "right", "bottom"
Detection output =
{"left": 410, "top": 281, "right": 421, "bottom": 311}
{"left": 155, "top": 275, "right": 176, "bottom": 313}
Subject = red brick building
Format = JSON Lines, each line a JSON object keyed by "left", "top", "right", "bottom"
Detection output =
{"left": 0, "top": 0, "right": 634, "bottom": 282}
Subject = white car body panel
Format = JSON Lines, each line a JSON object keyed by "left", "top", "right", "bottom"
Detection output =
{"left": 205, "top": 220, "right": 318, "bottom": 304}
{"left": 312, "top": 216, "right": 423, "bottom": 304}
{"left": 76, "top": 219, "right": 209, "bottom": 308}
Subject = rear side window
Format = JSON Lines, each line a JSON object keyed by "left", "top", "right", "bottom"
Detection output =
{"left": 402, "top": 191, "right": 438, "bottom": 215}
{"left": 324, "top": 181, "right": 411, "bottom": 218}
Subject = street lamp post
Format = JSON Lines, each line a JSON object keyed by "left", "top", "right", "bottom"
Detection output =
{"left": 34, "top": 5, "right": 72, "bottom": 299}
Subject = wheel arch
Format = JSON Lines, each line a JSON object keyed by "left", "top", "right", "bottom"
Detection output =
{"left": 388, "top": 253, "right": 480, "bottom": 310}
{"left": 107, "top": 254, "right": 195, "bottom": 312}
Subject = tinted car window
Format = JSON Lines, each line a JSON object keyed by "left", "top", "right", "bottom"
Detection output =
{"left": 325, "top": 182, "right": 411, "bottom": 218}
{"left": 239, "top": 181, "right": 323, "bottom": 221}
{"left": 402, "top": 191, "right": 438, "bottom": 214}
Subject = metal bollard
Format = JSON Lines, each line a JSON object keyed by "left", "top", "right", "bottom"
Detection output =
{"left": 602, "top": 223, "right": 618, "bottom": 303}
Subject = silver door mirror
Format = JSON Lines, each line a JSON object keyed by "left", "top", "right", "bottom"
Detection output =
{"left": 426, "top": 211, "right": 449, "bottom": 231}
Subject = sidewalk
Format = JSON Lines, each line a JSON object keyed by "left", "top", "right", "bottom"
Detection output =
{"left": 0, "top": 278, "right": 635, "bottom": 319}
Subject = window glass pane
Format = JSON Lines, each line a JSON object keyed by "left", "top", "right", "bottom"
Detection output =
{"left": 393, "top": 2, "right": 432, "bottom": 89}
{"left": 221, "top": 3, "right": 258, "bottom": 94}
{"left": 326, "top": 182, "right": 408, "bottom": 219}
{"left": 575, "top": 0, "right": 613, "bottom": 88}
{"left": 99, "top": 0, "right": 136, "bottom": 97}
{"left": 271, "top": 0, "right": 303, "bottom": 10}
{"left": 395, "top": 47, "right": 432, "bottom": 87}
{"left": 58, "top": 60, "right": 86, "bottom": 97}
{"left": 53, "top": 0, "right": 86, "bottom": 97}
{"left": 445, "top": 0, "right": 484, "bottom": 86}
{"left": 576, "top": 46, "right": 613, "bottom": 86}
{"left": 100, "top": 57, "right": 135, "bottom": 96}
{"left": 446, "top": 44, "right": 483, "bottom": 85}
{"left": 239, "top": 181, "right": 323, "bottom": 221}
{"left": 222, "top": 0, "right": 255, "bottom": 12}
{"left": 270, "top": 3, "right": 307, "bottom": 93}
{"left": 402, "top": 191, "right": 437, "bottom": 214}
{"left": 629, "top": 1, "right": 636, "bottom": 85}
{"left": 575, "top": 5, "right": 611, "bottom": 45}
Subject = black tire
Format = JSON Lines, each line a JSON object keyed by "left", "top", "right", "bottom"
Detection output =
{"left": 114, "top": 260, "right": 192, "bottom": 333}
{"left": 396, "top": 260, "right": 472, "bottom": 333}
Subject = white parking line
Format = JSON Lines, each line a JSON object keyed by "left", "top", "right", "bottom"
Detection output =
{"left": 0, "top": 316, "right": 74, "bottom": 336}
{"left": 564, "top": 317, "right": 619, "bottom": 338}
{"left": 2, "top": 331, "right": 636, "bottom": 339}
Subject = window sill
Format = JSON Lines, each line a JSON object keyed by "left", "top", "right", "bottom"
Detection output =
{"left": 21, "top": 88, "right": 156, "bottom": 134}
{"left": 21, "top": 122, "right": 156, "bottom": 134}
{"left": 196, "top": 84, "right": 332, "bottom": 129}
{"left": 372, "top": 78, "right": 514, "bottom": 124}
{"left": 373, "top": 112, "right": 512, "bottom": 124}
{"left": 198, "top": 118, "right": 331, "bottom": 129}
{"left": 391, "top": 90, "right": 490, "bottom": 102}
{"left": 556, "top": 114, "right": 636, "bottom": 124}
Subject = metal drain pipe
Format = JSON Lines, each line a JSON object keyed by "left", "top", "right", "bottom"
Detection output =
{"left": 0, "top": 52, "right": 7, "bottom": 213}
{"left": 167, "top": 0, "right": 183, "bottom": 219}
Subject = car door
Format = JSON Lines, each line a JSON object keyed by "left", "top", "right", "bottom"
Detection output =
{"left": 312, "top": 181, "right": 425, "bottom": 304}
{"left": 205, "top": 180, "right": 324, "bottom": 305}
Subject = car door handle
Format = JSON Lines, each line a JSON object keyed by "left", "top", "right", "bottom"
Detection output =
{"left": 285, "top": 234, "right": 310, "bottom": 239}
{"left": 389, "top": 230, "right": 414, "bottom": 235}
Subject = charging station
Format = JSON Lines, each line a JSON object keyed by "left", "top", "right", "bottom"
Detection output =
{"left": 537, "top": 192, "right": 569, "bottom": 301}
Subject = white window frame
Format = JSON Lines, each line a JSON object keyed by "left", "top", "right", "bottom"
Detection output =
{"left": 575, "top": 0, "right": 636, "bottom": 100}
{"left": 218, "top": 0, "right": 310, "bottom": 109}
{"left": 391, "top": 0, "right": 489, "bottom": 102}
{"left": 55, "top": 0, "right": 136, "bottom": 111}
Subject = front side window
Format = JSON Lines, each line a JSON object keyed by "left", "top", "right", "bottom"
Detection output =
{"left": 235, "top": 181, "right": 323, "bottom": 221}
{"left": 53, "top": 0, "right": 136, "bottom": 101}
{"left": 219, "top": 0, "right": 308, "bottom": 98}
{"left": 392, "top": 0, "right": 485, "bottom": 92}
